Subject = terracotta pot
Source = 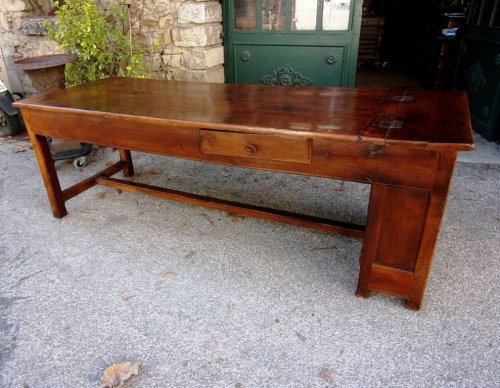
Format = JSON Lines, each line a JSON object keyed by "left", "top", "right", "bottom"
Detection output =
{"left": 14, "top": 54, "right": 76, "bottom": 93}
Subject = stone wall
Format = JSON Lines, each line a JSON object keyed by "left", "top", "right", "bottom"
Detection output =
{"left": 0, "top": 0, "right": 224, "bottom": 94}
{"left": 0, "top": 0, "right": 58, "bottom": 93}
{"left": 131, "top": 0, "right": 224, "bottom": 83}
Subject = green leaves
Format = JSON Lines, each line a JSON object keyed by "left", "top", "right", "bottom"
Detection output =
{"left": 47, "top": 0, "right": 147, "bottom": 86}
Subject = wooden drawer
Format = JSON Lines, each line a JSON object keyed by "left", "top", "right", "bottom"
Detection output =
{"left": 200, "top": 130, "right": 311, "bottom": 164}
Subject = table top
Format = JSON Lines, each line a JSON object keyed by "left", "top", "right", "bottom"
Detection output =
{"left": 15, "top": 77, "right": 474, "bottom": 151}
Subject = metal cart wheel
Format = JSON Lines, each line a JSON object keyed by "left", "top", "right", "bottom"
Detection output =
{"left": 73, "top": 156, "right": 88, "bottom": 168}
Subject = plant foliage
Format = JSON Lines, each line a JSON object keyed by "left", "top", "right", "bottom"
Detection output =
{"left": 47, "top": 0, "right": 147, "bottom": 86}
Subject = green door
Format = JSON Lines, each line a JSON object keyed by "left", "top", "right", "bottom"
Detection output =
{"left": 224, "top": 0, "right": 362, "bottom": 87}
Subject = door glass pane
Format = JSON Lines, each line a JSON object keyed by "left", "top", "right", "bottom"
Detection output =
{"left": 262, "top": 0, "right": 286, "bottom": 31}
{"left": 323, "top": 0, "right": 351, "bottom": 31}
{"left": 291, "top": 0, "right": 318, "bottom": 30}
{"left": 235, "top": 0, "right": 257, "bottom": 30}
{"left": 479, "top": 0, "right": 499, "bottom": 26}
{"left": 494, "top": 5, "right": 500, "bottom": 27}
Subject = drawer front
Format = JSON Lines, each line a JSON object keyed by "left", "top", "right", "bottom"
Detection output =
{"left": 200, "top": 130, "right": 311, "bottom": 164}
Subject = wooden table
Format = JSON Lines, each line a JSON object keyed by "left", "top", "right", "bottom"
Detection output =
{"left": 14, "top": 77, "right": 474, "bottom": 310}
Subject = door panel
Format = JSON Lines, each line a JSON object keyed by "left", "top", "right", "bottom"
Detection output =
{"left": 225, "top": 0, "right": 362, "bottom": 87}
{"left": 234, "top": 44, "right": 344, "bottom": 85}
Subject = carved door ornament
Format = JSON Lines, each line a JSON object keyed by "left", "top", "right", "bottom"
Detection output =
{"left": 261, "top": 65, "right": 313, "bottom": 86}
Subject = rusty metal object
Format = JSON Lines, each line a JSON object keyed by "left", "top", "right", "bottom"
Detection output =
{"left": 378, "top": 120, "right": 404, "bottom": 129}
{"left": 392, "top": 95, "right": 415, "bottom": 102}
{"left": 14, "top": 54, "right": 76, "bottom": 93}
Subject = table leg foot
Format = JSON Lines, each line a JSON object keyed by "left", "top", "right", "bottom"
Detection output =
{"left": 404, "top": 299, "right": 421, "bottom": 311}
{"left": 355, "top": 286, "right": 371, "bottom": 299}
{"left": 52, "top": 206, "right": 68, "bottom": 219}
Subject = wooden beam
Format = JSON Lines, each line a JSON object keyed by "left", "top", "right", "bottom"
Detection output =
{"left": 95, "top": 176, "right": 366, "bottom": 239}
{"left": 62, "top": 161, "right": 126, "bottom": 202}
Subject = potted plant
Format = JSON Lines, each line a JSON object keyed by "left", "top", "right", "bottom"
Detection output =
{"left": 14, "top": 1, "right": 147, "bottom": 166}
{"left": 46, "top": 0, "right": 147, "bottom": 86}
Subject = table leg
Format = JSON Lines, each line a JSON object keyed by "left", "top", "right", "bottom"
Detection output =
{"left": 119, "top": 149, "right": 134, "bottom": 177}
{"left": 356, "top": 154, "right": 456, "bottom": 309}
{"left": 28, "top": 133, "right": 67, "bottom": 218}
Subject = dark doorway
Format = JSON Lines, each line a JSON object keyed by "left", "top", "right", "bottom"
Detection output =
{"left": 454, "top": 0, "right": 500, "bottom": 141}
{"left": 355, "top": 0, "right": 468, "bottom": 89}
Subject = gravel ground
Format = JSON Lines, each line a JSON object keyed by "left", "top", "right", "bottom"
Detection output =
{"left": 0, "top": 134, "right": 499, "bottom": 387}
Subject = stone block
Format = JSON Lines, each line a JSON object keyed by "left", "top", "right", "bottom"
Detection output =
{"left": 146, "top": 53, "right": 162, "bottom": 72}
{"left": 141, "top": 18, "right": 160, "bottom": 28}
{"left": 0, "top": 13, "right": 14, "bottom": 33}
{"left": 183, "top": 46, "right": 223, "bottom": 70}
{"left": 2, "top": 0, "right": 35, "bottom": 12}
{"left": 150, "top": 34, "right": 167, "bottom": 54}
{"left": 162, "top": 31, "right": 173, "bottom": 46}
{"left": 158, "top": 15, "right": 174, "bottom": 29}
{"left": 162, "top": 53, "right": 182, "bottom": 68}
{"left": 163, "top": 46, "right": 183, "bottom": 55}
{"left": 0, "top": 50, "right": 13, "bottom": 90}
{"left": 172, "top": 24, "right": 222, "bottom": 47}
{"left": 171, "top": 65, "right": 224, "bottom": 83}
{"left": 178, "top": 2, "right": 222, "bottom": 25}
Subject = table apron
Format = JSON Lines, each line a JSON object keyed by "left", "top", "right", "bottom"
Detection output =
{"left": 26, "top": 109, "right": 441, "bottom": 189}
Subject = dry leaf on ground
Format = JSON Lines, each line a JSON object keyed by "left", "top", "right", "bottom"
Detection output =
{"left": 229, "top": 213, "right": 245, "bottom": 221}
{"left": 100, "top": 361, "right": 140, "bottom": 388}
{"left": 320, "top": 367, "right": 337, "bottom": 382}
{"left": 296, "top": 332, "right": 307, "bottom": 342}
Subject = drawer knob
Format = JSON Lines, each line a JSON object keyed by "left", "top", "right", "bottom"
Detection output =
{"left": 244, "top": 144, "right": 257, "bottom": 155}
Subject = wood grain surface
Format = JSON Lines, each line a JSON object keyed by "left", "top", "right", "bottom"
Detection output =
{"left": 14, "top": 77, "right": 474, "bottom": 150}
{"left": 14, "top": 77, "right": 475, "bottom": 310}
